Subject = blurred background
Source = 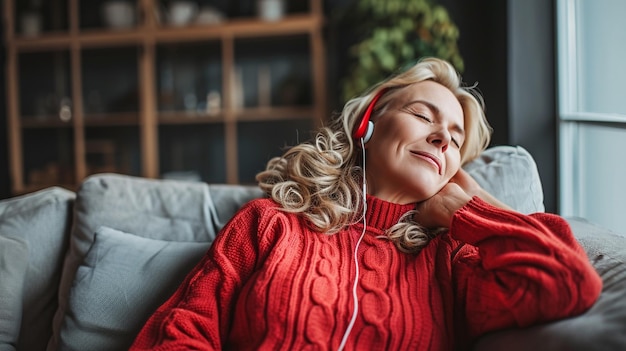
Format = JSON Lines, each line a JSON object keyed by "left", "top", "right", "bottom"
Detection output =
{"left": 2, "top": 0, "right": 624, "bottom": 234}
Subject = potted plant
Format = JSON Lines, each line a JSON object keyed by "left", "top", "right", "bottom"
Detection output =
{"left": 338, "top": 0, "right": 464, "bottom": 103}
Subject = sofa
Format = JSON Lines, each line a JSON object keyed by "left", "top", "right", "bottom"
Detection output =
{"left": 1, "top": 145, "right": 625, "bottom": 351}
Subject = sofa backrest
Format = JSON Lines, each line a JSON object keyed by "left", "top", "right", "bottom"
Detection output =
{"left": 0, "top": 144, "right": 547, "bottom": 351}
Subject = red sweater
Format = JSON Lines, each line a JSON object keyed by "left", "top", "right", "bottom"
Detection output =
{"left": 130, "top": 196, "right": 602, "bottom": 350}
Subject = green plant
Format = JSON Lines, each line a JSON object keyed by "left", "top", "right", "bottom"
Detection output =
{"left": 338, "top": 0, "right": 464, "bottom": 102}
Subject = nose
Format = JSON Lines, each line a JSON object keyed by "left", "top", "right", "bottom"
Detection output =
{"left": 427, "top": 128, "right": 451, "bottom": 152}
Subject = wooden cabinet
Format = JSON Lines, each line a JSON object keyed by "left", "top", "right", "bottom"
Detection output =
{"left": 3, "top": 0, "right": 326, "bottom": 194}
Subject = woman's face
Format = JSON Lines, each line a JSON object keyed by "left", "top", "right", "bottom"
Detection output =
{"left": 364, "top": 80, "right": 465, "bottom": 204}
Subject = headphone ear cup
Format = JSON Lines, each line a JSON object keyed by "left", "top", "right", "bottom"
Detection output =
{"left": 353, "top": 88, "right": 386, "bottom": 143}
{"left": 363, "top": 121, "right": 374, "bottom": 144}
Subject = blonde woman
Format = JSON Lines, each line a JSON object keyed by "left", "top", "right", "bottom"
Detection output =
{"left": 131, "top": 57, "right": 601, "bottom": 350}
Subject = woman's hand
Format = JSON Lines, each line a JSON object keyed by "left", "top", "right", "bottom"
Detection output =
{"left": 414, "top": 169, "right": 513, "bottom": 229}
{"left": 449, "top": 168, "right": 483, "bottom": 198}
{"left": 451, "top": 169, "right": 513, "bottom": 211}
{"left": 414, "top": 182, "right": 472, "bottom": 229}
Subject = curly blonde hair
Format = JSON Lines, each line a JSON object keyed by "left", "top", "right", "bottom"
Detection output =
{"left": 256, "top": 57, "right": 492, "bottom": 253}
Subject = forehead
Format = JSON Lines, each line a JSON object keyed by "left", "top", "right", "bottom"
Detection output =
{"left": 391, "top": 81, "right": 464, "bottom": 124}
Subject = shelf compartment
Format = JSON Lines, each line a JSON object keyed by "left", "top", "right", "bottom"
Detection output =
{"left": 158, "top": 124, "right": 227, "bottom": 183}
{"left": 18, "top": 50, "right": 73, "bottom": 120}
{"left": 21, "top": 128, "right": 76, "bottom": 188}
{"left": 84, "top": 126, "right": 142, "bottom": 177}
{"left": 234, "top": 34, "right": 312, "bottom": 111}
{"left": 12, "top": 0, "right": 69, "bottom": 38}
{"left": 82, "top": 46, "right": 140, "bottom": 115}
{"left": 79, "top": 0, "right": 139, "bottom": 31}
{"left": 156, "top": 40, "right": 222, "bottom": 114}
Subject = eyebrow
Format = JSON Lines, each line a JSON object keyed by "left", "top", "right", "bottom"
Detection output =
{"left": 403, "top": 99, "right": 465, "bottom": 137}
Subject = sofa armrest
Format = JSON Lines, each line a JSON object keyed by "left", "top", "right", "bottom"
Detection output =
{"left": 0, "top": 187, "right": 75, "bottom": 351}
{"left": 474, "top": 218, "right": 626, "bottom": 350}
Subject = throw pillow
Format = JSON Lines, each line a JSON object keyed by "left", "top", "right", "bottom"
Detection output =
{"left": 58, "top": 226, "right": 210, "bottom": 351}
{"left": 0, "top": 235, "right": 29, "bottom": 351}
{"left": 463, "top": 145, "right": 545, "bottom": 214}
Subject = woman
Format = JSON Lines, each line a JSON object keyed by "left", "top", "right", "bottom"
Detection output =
{"left": 130, "top": 57, "right": 601, "bottom": 350}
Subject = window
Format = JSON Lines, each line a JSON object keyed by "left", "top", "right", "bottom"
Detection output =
{"left": 557, "top": 0, "right": 626, "bottom": 233}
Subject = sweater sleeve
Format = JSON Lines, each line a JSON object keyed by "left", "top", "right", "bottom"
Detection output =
{"left": 129, "top": 200, "right": 270, "bottom": 350}
{"left": 450, "top": 197, "right": 602, "bottom": 341}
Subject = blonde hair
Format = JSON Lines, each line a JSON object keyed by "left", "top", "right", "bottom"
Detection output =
{"left": 256, "top": 57, "right": 492, "bottom": 253}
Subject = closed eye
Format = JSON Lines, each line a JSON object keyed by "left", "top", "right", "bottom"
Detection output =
{"left": 414, "top": 113, "right": 432, "bottom": 123}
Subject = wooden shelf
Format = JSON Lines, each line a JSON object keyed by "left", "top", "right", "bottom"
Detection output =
{"left": 155, "top": 14, "right": 322, "bottom": 41}
{"left": 158, "top": 111, "right": 225, "bottom": 124}
{"left": 83, "top": 112, "right": 140, "bottom": 126}
{"left": 12, "top": 33, "right": 73, "bottom": 51}
{"left": 21, "top": 116, "right": 74, "bottom": 128}
{"left": 4, "top": 0, "right": 327, "bottom": 195}
{"left": 10, "top": 14, "right": 323, "bottom": 49}
{"left": 236, "top": 106, "right": 315, "bottom": 121}
{"left": 157, "top": 106, "right": 314, "bottom": 124}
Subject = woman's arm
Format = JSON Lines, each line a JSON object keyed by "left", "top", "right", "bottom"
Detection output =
{"left": 415, "top": 170, "right": 601, "bottom": 343}
{"left": 450, "top": 199, "right": 602, "bottom": 342}
{"left": 129, "top": 201, "right": 267, "bottom": 350}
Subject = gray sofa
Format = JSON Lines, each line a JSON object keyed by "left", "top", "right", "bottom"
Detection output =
{"left": 1, "top": 145, "right": 625, "bottom": 351}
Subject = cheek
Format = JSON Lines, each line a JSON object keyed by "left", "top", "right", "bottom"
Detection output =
{"left": 377, "top": 115, "right": 419, "bottom": 138}
{"left": 445, "top": 153, "right": 462, "bottom": 178}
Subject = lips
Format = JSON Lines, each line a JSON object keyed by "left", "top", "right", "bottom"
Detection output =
{"left": 411, "top": 151, "right": 442, "bottom": 174}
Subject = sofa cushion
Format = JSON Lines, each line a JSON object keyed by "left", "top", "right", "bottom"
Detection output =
{"left": 0, "top": 186, "right": 75, "bottom": 351}
{"left": 463, "top": 145, "right": 544, "bottom": 214}
{"left": 0, "top": 235, "right": 29, "bottom": 350}
{"left": 473, "top": 217, "right": 626, "bottom": 350}
{"left": 50, "top": 174, "right": 264, "bottom": 350}
{"left": 58, "top": 226, "right": 210, "bottom": 351}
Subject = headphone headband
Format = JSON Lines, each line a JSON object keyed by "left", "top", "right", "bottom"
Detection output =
{"left": 352, "top": 89, "right": 387, "bottom": 140}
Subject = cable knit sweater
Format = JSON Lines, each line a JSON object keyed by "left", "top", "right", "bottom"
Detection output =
{"left": 130, "top": 196, "right": 602, "bottom": 351}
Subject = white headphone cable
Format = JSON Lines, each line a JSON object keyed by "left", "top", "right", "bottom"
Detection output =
{"left": 337, "top": 138, "right": 368, "bottom": 351}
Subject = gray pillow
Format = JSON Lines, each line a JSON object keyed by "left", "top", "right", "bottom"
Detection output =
{"left": 463, "top": 145, "right": 545, "bottom": 214}
{"left": 0, "top": 235, "right": 29, "bottom": 351}
{"left": 473, "top": 217, "right": 626, "bottom": 350}
{"left": 59, "top": 226, "right": 210, "bottom": 351}
{"left": 0, "top": 186, "right": 75, "bottom": 351}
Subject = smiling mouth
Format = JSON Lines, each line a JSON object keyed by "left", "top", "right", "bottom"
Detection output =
{"left": 411, "top": 151, "right": 442, "bottom": 174}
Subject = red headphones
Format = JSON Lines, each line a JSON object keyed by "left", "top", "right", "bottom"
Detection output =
{"left": 352, "top": 89, "right": 387, "bottom": 143}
